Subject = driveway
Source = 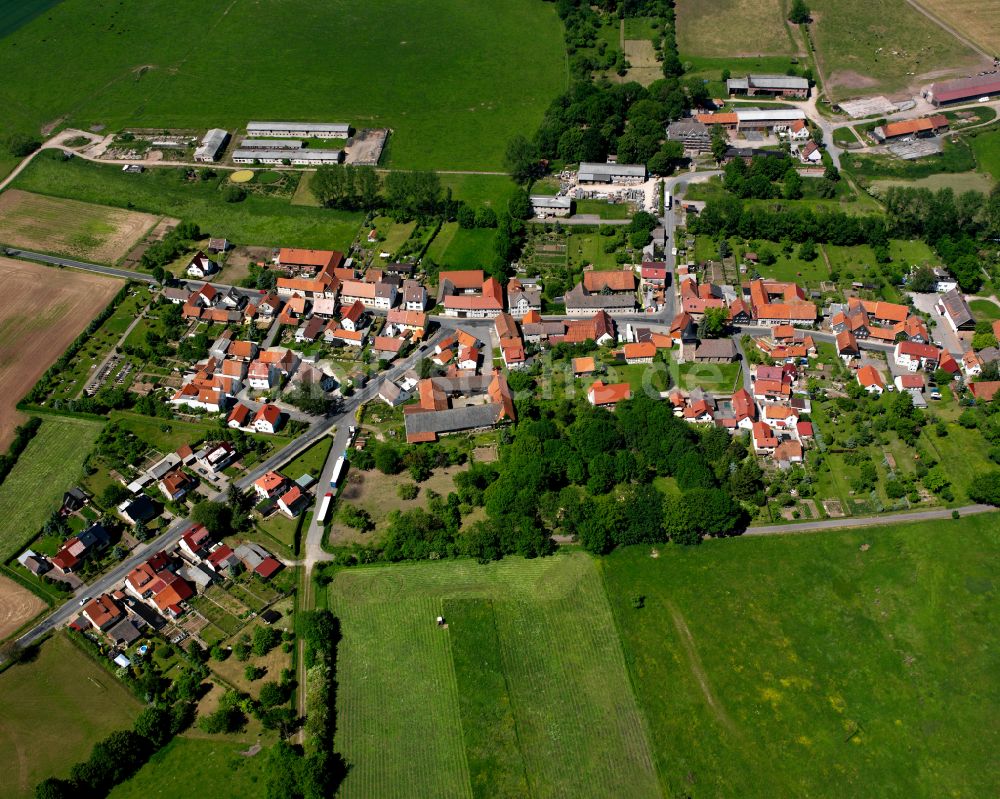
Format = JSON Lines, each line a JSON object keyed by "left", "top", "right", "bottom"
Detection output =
{"left": 909, "top": 292, "right": 964, "bottom": 356}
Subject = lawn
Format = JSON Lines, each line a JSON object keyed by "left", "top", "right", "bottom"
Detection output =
{"left": 756, "top": 249, "right": 830, "bottom": 285}
{"left": 12, "top": 153, "right": 364, "bottom": 251}
{"left": 822, "top": 243, "right": 877, "bottom": 279}
{"left": 808, "top": 0, "right": 983, "bottom": 101}
{"left": 279, "top": 437, "right": 333, "bottom": 482}
{"left": 888, "top": 238, "right": 936, "bottom": 267}
{"left": 0, "top": 0, "right": 566, "bottom": 171}
{"left": 438, "top": 174, "right": 519, "bottom": 209}
{"left": 676, "top": 361, "right": 742, "bottom": 392}
{"left": 599, "top": 514, "right": 1000, "bottom": 798}
{"left": 328, "top": 553, "right": 660, "bottom": 799}
{"left": 0, "top": 416, "right": 103, "bottom": 562}
{"left": 833, "top": 126, "right": 861, "bottom": 146}
{"left": 871, "top": 171, "right": 997, "bottom": 196}
{"left": 425, "top": 224, "right": 496, "bottom": 269}
{"left": 574, "top": 198, "right": 632, "bottom": 219}
{"left": 108, "top": 737, "right": 268, "bottom": 799}
{"left": 567, "top": 231, "right": 625, "bottom": 271}
{"left": 970, "top": 128, "right": 1000, "bottom": 182}
{"left": 675, "top": 1, "right": 794, "bottom": 58}
{"left": 970, "top": 299, "right": 1000, "bottom": 321}
{"left": 0, "top": 633, "right": 141, "bottom": 798}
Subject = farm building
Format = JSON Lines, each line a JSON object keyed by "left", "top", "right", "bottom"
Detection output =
{"left": 926, "top": 75, "right": 1000, "bottom": 105}
{"left": 194, "top": 128, "right": 230, "bottom": 162}
{"left": 872, "top": 115, "right": 948, "bottom": 141}
{"left": 232, "top": 149, "right": 343, "bottom": 165}
{"left": 530, "top": 195, "right": 572, "bottom": 217}
{"left": 735, "top": 109, "right": 807, "bottom": 132}
{"left": 577, "top": 162, "right": 647, "bottom": 184}
{"left": 247, "top": 121, "right": 351, "bottom": 138}
{"left": 695, "top": 112, "right": 738, "bottom": 131}
{"left": 727, "top": 74, "right": 809, "bottom": 98}
{"left": 666, "top": 120, "right": 711, "bottom": 154}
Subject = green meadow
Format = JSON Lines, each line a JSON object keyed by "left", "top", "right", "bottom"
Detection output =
{"left": 0, "top": 0, "right": 566, "bottom": 171}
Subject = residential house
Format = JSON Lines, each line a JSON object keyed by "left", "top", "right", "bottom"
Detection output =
{"left": 752, "top": 421, "right": 779, "bottom": 454}
{"left": 402, "top": 279, "right": 427, "bottom": 311}
{"left": 438, "top": 271, "right": 505, "bottom": 318}
{"left": 936, "top": 288, "right": 975, "bottom": 332}
{"left": 374, "top": 336, "right": 405, "bottom": 361}
{"left": 118, "top": 497, "right": 157, "bottom": 526}
{"left": 403, "top": 373, "right": 516, "bottom": 443}
{"left": 247, "top": 359, "right": 279, "bottom": 390}
{"left": 623, "top": 342, "right": 656, "bottom": 364}
{"left": 278, "top": 486, "right": 308, "bottom": 518}
{"left": 530, "top": 195, "right": 572, "bottom": 217}
{"left": 835, "top": 330, "right": 860, "bottom": 359}
{"left": 227, "top": 403, "right": 253, "bottom": 429}
{"left": 747, "top": 280, "right": 816, "bottom": 325}
{"left": 159, "top": 468, "right": 195, "bottom": 502}
{"left": 587, "top": 380, "right": 631, "bottom": 408}
{"left": 962, "top": 350, "right": 983, "bottom": 378}
{"left": 340, "top": 300, "right": 366, "bottom": 332}
{"left": 894, "top": 340, "right": 940, "bottom": 372}
{"left": 254, "top": 471, "right": 286, "bottom": 501}
{"left": 507, "top": 279, "right": 541, "bottom": 318}
{"left": 799, "top": 141, "right": 822, "bottom": 163}
{"left": 275, "top": 248, "right": 342, "bottom": 277}
{"left": 179, "top": 524, "right": 212, "bottom": 560}
{"left": 196, "top": 442, "right": 237, "bottom": 473}
{"left": 186, "top": 251, "right": 216, "bottom": 279}
{"left": 253, "top": 403, "right": 283, "bottom": 434}
{"left": 857, "top": 364, "right": 886, "bottom": 394}
{"left": 82, "top": 594, "right": 124, "bottom": 632}
{"left": 573, "top": 357, "right": 596, "bottom": 377}
{"left": 340, "top": 279, "right": 397, "bottom": 311}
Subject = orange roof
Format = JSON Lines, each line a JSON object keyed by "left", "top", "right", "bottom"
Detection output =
{"left": 456, "top": 329, "right": 480, "bottom": 348}
{"left": 651, "top": 333, "right": 673, "bottom": 349}
{"left": 255, "top": 471, "right": 284, "bottom": 493}
{"left": 752, "top": 421, "right": 778, "bottom": 448}
{"left": 836, "top": 330, "right": 858, "bottom": 352}
{"left": 583, "top": 270, "right": 636, "bottom": 293}
{"left": 488, "top": 372, "right": 517, "bottom": 420}
{"left": 278, "top": 248, "right": 340, "bottom": 270}
{"left": 418, "top": 379, "right": 449, "bottom": 411}
{"left": 772, "top": 324, "right": 795, "bottom": 340}
{"left": 695, "top": 112, "right": 738, "bottom": 126}
{"left": 588, "top": 380, "right": 631, "bottom": 406}
{"left": 764, "top": 405, "right": 795, "bottom": 420}
{"left": 493, "top": 314, "right": 519, "bottom": 341}
{"left": 857, "top": 365, "right": 885, "bottom": 388}
{"left": 276, "top": 273, "right": 336, "bottom": 294}
{"left": 969, "top": 381, "right": 1000, "bottom": 401}
{"left": 732, "top": 388, "right": 755, "bottom": 420}
{"left": 438, "top": 269, "right": 485, "bottom": 290}
{"left": 254, "top": 403, "right": 281, "bottom": 425}
{"left": 862, "top": 300, "right": 909, "bottom": 323}
{"left": 83, "top": 594, "right": 122, "bottom": 628}
{"left": 881, "top": 116, "right": 947, "bottom": 138}
{"left": 573, "top": 356, "right": 595, "bottom": 375}
{"left": 523, "top": 310, "right": 542, "bottom": 324}
{"left": 623, "top": 342, "right": 656, "bottom": 360}
{"left": 229, "top": 340, "right": 256, "bottom": 359}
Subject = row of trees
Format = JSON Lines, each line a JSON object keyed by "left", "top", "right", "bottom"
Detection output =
{"left": 311, "top": 166, "right": 444, "bottom": 220}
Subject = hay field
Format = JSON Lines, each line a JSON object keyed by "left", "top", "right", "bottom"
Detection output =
{"left": 0, "top": 190, "right": 158, "bottom": 263}
{"left": 329, "top": 553, "right": 660, "bottom": 799}
{"left": 0, "top": 633, "right": 140, "bottom": 798}
{"left": 908, "top": 0, "right": 1000, "bottom": 55}
{"left": 676, "top": 0, "right": 794, "bottom": 57}
{"left": 0, "top": 575, "right": 46, "bottom": 640}
{"left": 0, "top": 257, "right": 119, "bottom": 446}
{"left": 809, "top": 0, "right": 987, "bottom": 100}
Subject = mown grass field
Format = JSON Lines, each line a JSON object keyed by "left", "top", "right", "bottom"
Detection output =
{"left": 907, "top": 0, "right": 1000, "bottom": 55}
{"left": 329, "top": 554, "right": 660, "bottom": 799}
{"left": 970, "top": 128, "right": 1000, "bottom": 182}
{"left": 970, "top": 298, "right": 1000, "bottom": 321}
{"left": 0, "top": 416, "right": 103, "bottom": 562}
{"left": 675, "top": 0, "right": 794, "bottom": 58}
{"left": 0, "top": 633, "right": 141, "bottom": 798}
{"left": 599, "top": 514, "right": 1000, "bottom": 798}
{"left": 425, "top": 224, "right": 496, "bottom": 269}
{"left": 11, "top": 153, "right": 363, "bottom": 251}
{"left": 808, "top": 0, "right": 985, "bottom": 100}
{"left": 0, "top": 0, "right": 565, "bottom": 171}
{"left": 107, "top": 737, "right": 268, "bottom": 799}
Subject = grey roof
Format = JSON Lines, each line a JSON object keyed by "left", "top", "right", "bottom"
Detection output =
{"left": 163, "top": 287, "right": 191, "bottom": 302}
{"left": 667, "top": 120, "right": 709, "bottom": 138}
{"left": 578, "top": 162, "right": 647, "bottom": 181}
{"left": 247, "top": 121, "right": 349, "bottom": 135}
{"left": 522, "top": 321, "right": 566, "bottom": 338}
{"left": 530, "top": 195, "right": 572, "bottom": 209}
{"left": 405, "top": 403, "right": 504, "bottom": 437}
{"left": 239, "top": 138, "right": 305, "bottom": 150}
{"left": 194, "top": 128, "right": 229, "bottom": 160}
{"left": 509, "top": 287, "right": 541, "bottom": 306}
{"left": 232, "top": 149, "right": 342, "bottom": 163}
{"left": 978, "top": 346, "right": 1000, "bottom": 365}
{"left": 107, "top": 618, "right": 143, "bottom": 645}
{"left": 694, "top": 338, "right": 738, "bottom": 359}
{"left": 728, "top": 74, "right": 809, "bottom": 91}
{"left": 939, "top": 288, "right": 973, "bottom": 326}
{"left": 564, "top": 285, "right": 636, "bottom": 311}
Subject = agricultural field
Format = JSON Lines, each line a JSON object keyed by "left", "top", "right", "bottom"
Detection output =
{"left": 0, "top": 416, "right": 104, "bottom": 563}
{"left": 970, "top": 128, "right": 1000, "bottom": 182}
{"left": 11, "top": 153, "right": 364, "bottom": 251}
{"left": 808, "top": 0, "right": 986, "bottom": 100}
{"left": 0, "top": 189, "right": 158, "bottom": 263}
{"left": 906, "top": 0, "right": 1000, "bottom": 55}
{"left": 0, "top": 574, "right": 46, "bottom": 640}
{"left": 0, "top": 257, "right": 120, "bottom": 445}
{"left": 0, "top": 633, "right": 141, "bottom": 798}
{"left": 108, "top": 737, "right": 268, "bottom": 799}
{"left": 329, "top": 553, "right": 660, "bottom": 799}
{"left": 871, "top": 171, "right": 997, "bottom": 196}
{"left": 600, "top": 515, "right": 1000, "bottom": 798}
{"left": 0, "top": 0, "right": 565, "bottom": 171}
{"left": 675, "top": 0, "right": 795, "bottom": 58}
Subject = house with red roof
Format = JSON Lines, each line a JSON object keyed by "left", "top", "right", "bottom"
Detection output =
{"left": 623, "top": 342, "right": 656, "bottom": 364}
{"left": 894, "top": 340, "right": 940, "bottom": 372}
{"left": 254, "top": 471, "right": 286, "bottom": 500}
{"left": 587, "top": 380, "right": 632, "bottom": 408}
{"left": 438, "top": 270, "right": 505, "bottom": 318}
{"left": 857, "top": 364, "right": 886, "bottom": 394}
{"left": 253, "top": 403, "right": 283, "bottom": 434}
{"left": 227, "top": 402, "right": 253, "bottom": 429}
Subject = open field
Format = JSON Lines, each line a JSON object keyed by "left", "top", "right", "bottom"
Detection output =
{"left": 0, "top": 189, "right": 157, "bottom": 263}
{"left": 600, "top": 514, "right": 1000, "bottom": 798}
{"left": 872, "top": 170, "right": 997, "bottom": 195}
{"left": 0, "top": 633, "right": 141, "bottom": 798}
{"left": 0, "top": 0, "right": 565, "bottom": 171}
{"left": 425, "top": 224, "right": 496, "bottom": 269}
{"left": 808, "top": 0, "right": 986, "bottom": 100}
{"left": 676, "top": 0, "right": 794, "bottom": 57}
{"left": 0, "top": 417, "right": 104, "bottom": 563}
{"left": 907, "top": 0, "right": 1000, "bottom": 55}
{"left": 0, "top": 257, "right": 120, "bottom": 445}
{"left": 0, "top": 0, "right": 63, "bottom": 40}
{"left": 329, "top": 554, "right": 660, "bottom": 799}
{"left": 970, "top": 128, "right": 1000, "bottom": 182}
{"left": 11, "top": 154, "right": 364, "bottom": 251}
{"left": 0, "top": 574, "right": 46, "bottom": 640}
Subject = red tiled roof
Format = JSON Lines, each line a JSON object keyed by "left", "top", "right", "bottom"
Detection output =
{"left": 582, "top": 270, "right": 636, "bottom": 293}
{"left": 588, "top": 380, "right": 631, "bottom": 406}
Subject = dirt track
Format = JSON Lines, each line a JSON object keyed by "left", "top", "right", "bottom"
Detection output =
{"left": 0, "top": 257, "right": 121, "bottom": 446}
{"left": 0, "top": 574, "right": 45, "bottom": 641}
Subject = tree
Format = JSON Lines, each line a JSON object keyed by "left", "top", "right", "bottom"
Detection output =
{"left": 133, "top": 704, "right": 173, "bottom": 749}
{"left": 222, "top": 184, "right": 246, "bottom": 203}
{"left": 101, "top": 483, "right": 129, "bottom": 509}
{"left": 258, "top": 681, "right": 286, "bottom": 709}
{"left": 6, "top": 133, "right": 41, "bottom": 157}
{"left": 252, "top": 625, "right": 282, "bottom": 657}
{"left": 504, "top": 135, "right": 542, "bottom": 184}
{"left": 456, "top": 205, "right": 476, "bottom": 229}
{"left": 508, "top": 188, "right": 532, "bottom": 220}
{"left": 908, "top": 265, "right": 937, "bottom": 292}
{"left": 798, "top": 240, "right": 818, "bottom": 261}
{"left": 700, "top": 307, "right": 730, "bottom": 338}
{"left": 783, "top": 169, "right": 803, "bottom": 200}
{"left": 710, "top": 127, "right": 729, "bottom": 163}
{"left": 34, "top": 778, "right": 73, "bottom": 799}
{"left": 191, "top": 500, "right": 231, "bottom": 536}
{"left": 788, "top": 0, "right": 811, "bottom": 24}
{"left": 968, "top": 471, "right": 1000, "bottom": 505}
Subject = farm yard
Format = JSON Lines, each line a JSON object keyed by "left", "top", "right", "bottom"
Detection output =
{"left": 601, "top": 515, "right": 1000, "bottom": 798}
{"left": 807, "top": 0, "right": 986, "bottom": 100}
{"left": 0, "top": 417, "right": 103, "bottom": 563}
{"left": 0, "top": 190, "right": 158, "bottom": 263}
{"left": 0, "top": 0, "right": 565, "bottom": 172}
{"left": 329, "top": 553, "right": 661, "bottom": 799}
{"left": 0, "top": 258, "right": 120, "bottom": 445}
{"left": 0, "top": 633, "right": 141, "bottom": 799}
{"left": 0, "top": 574, "right": 46, "bottom": 641}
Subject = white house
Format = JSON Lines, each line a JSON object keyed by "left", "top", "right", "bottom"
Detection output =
{"left": 247, "top": 360, "right": 278, "bottom": 390}
{"left": 186, "top": 251, "right": 217, "bottom": 279}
